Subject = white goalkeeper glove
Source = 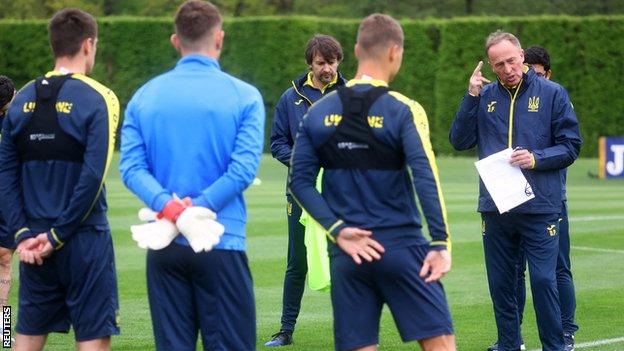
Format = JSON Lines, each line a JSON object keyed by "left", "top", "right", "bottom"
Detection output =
{"left": 176, "top": 206, "right": 224, "bottom": 253}
{"left": 130, "top": 208, "right": 178, "bottom": 250}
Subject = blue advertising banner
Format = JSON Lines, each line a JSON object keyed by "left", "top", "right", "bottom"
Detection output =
{"left": 599, "top": 137, "right": 624, "bottom": 179}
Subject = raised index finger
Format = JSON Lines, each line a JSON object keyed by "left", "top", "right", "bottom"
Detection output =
{"left": 472, "top": 61, "right": 484, "bottom": 75}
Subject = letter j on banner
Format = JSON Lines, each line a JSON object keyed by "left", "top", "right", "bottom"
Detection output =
{"left": 599, "top": 137, "right": 624, "bottom": 179}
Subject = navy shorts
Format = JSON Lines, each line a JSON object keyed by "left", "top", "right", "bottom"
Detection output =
{"left": 330, "top": 244, "right": 453, "bottom": 351}
{"left": 17, "top": 225, "right": 120, "bottom": 341}
{"left": 147, "top": 244, "right": 255, "bottom": 351}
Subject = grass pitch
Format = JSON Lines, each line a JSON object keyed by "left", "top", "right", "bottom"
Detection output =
{"left": 16, "top": 154, "right": 624, "bottom": 350}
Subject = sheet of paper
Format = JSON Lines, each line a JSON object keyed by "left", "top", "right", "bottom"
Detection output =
{"left": 474, "top": 148, "right": 535, "bottom": 213}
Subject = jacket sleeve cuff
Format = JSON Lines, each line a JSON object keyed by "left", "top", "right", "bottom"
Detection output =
{"left": 152, "top": 193, "right": 173, "bottom": 213}
{"left": 465, "top": 92, "right": 480, "bottom": 102}
{"left": 457, "top": 93, "right": 480, "bottom": 115}
{"left": 47, "top": 228, "right": 65, "bottom": 250}
{"left": 191, "top": 195, "right": 216, "bottom": 212}
{"left": 531, "top": 150, "right": 543, "bottom": 170}
{"left": 327, "top": 220, "right": 346, "bottom": 242}
{"left": 14, "top": 227, "right": 34, "bottom": 245}
{"left": 429, "top": 241, "right": 450, "bottom": 252}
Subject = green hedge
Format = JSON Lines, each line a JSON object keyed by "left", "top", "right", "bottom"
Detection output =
{"left": 1, "top": 15, "right": 623, "bottom": 156}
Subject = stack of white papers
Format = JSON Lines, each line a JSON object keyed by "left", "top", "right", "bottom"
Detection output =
{"left": 474, "top": 148, "right": 535, "bottom": 213}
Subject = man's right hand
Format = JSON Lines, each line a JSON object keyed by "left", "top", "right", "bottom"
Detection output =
{"left": 16, "top": 237, "right": 45, "bottom": 265}
{"left": 419, "top": 249, "right": 452, "bottom": 283}
{"left": 336, "top": 227, "right": 385, "bottom": 265}
{"left": 468, "top": 61, "right": 491, "bottom": 96}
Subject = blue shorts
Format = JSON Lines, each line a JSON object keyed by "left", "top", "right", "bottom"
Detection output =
{"left": 17, "top": 225, "right": 119, "bottom": 341}
{"left": 147, "top": 244, "right": 255, "bottom": 351}
{"left": 330, "top": 244, "right": 453, "bottom": 351}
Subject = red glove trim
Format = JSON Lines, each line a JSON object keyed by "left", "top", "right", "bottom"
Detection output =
{"left": 157, "top": 200, "right": 188, "bottom": 223}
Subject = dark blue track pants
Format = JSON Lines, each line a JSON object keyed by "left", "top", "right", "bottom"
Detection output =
{"left": 280, "top": 194, "right": 307, "bottom": 332}
{"left": 516, "top": 202, "right": 578, "bottom": 335}
{"left": 482, "top": 212, "right": 564, "bottom": 351}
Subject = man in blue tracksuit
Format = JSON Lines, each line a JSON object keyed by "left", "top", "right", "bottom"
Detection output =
{"left": 0, "top": 75, "right": 16, "bottom": 307}
{"left": 487, "top": 45, "right": 579, "bottom": 351}
{"left": 119, "top": 1, "right": 264, "bottom": 350}
{"left": 450, "top": 31, "right": 581, "bottom": 351}
{"left": 266, "top": 34, "right": 346, "bottom": 347}
{"left": 290, "top": 14, "right": 455, "bottom": 351}
{"left": 0, "top": 8, "right": 120, "bottom": 350}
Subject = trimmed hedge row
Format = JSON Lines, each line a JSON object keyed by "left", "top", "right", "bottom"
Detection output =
{"left": 1, "top": 16, "right": 623, "bottom": 156}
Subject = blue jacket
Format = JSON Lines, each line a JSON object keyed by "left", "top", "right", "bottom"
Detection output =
{"left": 449, "top": 67, "right": 581, "bottom": 213}
{"left": 0, "top": 112, "right": 11, "bottom": 247}
{"left": 270, "top": 71, "right": 345, "bottom": 167}
{"left": 119, "top": 55, "right": 265, "bottom": 251}
{"left": 0, "top": 112, "right": 7, "bottom": 242}
{"left": 0, "top": 72, "right": 119, "bottom": 248}
{"left": 289, "top": 79, "right": 451, "bottom": 254}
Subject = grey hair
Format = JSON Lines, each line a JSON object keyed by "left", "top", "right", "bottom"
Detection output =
{"left": 485, "top": 30, "right": 521, "bottom": 55}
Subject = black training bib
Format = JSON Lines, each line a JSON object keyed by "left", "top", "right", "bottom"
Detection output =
{"left": 15, "top": 75, "right": 85, "bottom": 162}
{"left": 317, "top": 86, "right": 404, "bottom": 170}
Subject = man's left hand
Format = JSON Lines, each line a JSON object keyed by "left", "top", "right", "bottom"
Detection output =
{"left": 419, "top": 249, "right": 451, "bottom": 283}
{"left": 510, "top": 148, "right": 535, "bottom": 169}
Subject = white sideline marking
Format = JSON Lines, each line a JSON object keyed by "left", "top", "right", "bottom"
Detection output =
{"left": 572, "top": 246, "right": 624, "bottom": 254}
{"left": 570, "top": 215, "right": 624, "bottom": 222}
{"left": 528, "top": 336, "right": 624, "bottom": 351}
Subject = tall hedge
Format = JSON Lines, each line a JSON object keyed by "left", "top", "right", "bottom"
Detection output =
{"left": 1, "top": 15, "right": 623, "bottom": 156}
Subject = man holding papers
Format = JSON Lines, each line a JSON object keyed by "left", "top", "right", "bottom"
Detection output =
{"left": 449, "top": 30, "right": 581, "bottom": 351}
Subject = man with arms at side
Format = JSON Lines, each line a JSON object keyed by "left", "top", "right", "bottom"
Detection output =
{"left": 289, "top": 14, "right": 455, "bottom": 351}
{"left": 450, "top": 32, "right": 581, "bottom": 351}
{"left": 0, "top": 75, "right": 16, "bottom": 307}
{"left": 0, "top": 8, "right": 120, "bottom": 351}
{"left": 487, "top": 45, "right": 578, "bottom": 351}
{"left": 119, "top": 1, "right": 264, "bottom": 350}
{"left": 266, "top": 33, "right": 346, "bottom": 347}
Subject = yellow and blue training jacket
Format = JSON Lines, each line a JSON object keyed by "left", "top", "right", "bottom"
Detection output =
{"left": 0, "top": 71, "right": 119, "bottom": 248}
{"left": 270, "top": 71, "right": 346, "bottom": 167}
{"left": 449, "top": 67, "right": 582, "bottom": 214}
{"left": 288, "top": 79, "right": 450, "bottom": 253}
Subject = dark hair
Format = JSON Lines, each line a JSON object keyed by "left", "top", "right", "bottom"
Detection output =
{"left": 304, "top": 34, "right": 343, "bottom": 65}
{"left": 524, "top": 45, "right": 551, "bottom": 72}
{"left": 48, "top": 8, "right": 97, "bottom": 58}
{"left": 357, "top": 14, "right": 404, "bottom": 59}
{"left": 0, "top": 75, "right": 15, "bottom": 109}
{"left": 175, "top": 0, "right": 221, "bottom": 49}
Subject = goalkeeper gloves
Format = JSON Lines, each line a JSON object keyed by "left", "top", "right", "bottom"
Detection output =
{"left": 157, "top": 195, "right": 192, "bottom": 223}
{"left": 130, "top": 208, "right": 177, "bottom": 250}
{"left": 176, "top": 206, "right": 224, "bottom": 253}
